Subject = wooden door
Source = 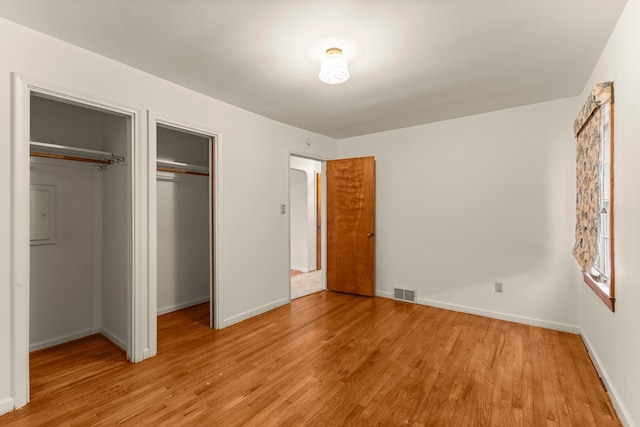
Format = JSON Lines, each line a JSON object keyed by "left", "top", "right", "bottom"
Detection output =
{"left": 326, "top": 156, "right": 375, "bottom": 296}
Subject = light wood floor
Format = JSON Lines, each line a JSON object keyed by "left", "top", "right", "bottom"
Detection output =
{"left": 291, "top": 270, "right": 323, "bottom": 299}
{"left": 1, "top": 292, "right": 620, "bottom": 426}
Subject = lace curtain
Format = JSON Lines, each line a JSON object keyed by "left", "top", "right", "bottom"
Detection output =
{"left": 572, "top": 81, "right": 612, "bottom": 271}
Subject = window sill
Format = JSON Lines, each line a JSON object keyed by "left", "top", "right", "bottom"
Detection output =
{"left": 583, "top": 272, "right": 615, "bottom": 312}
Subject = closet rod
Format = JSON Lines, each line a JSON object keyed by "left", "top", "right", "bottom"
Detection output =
{"left": 157, "top": 159, "right": 209, "bottom": 176}
{"left": 157, "top": 166, "right": 209, "bottom": 177}
{"left": 29, "top": 141, "right": 124, "bottom": 168}
{"left": 30, "top": 141, "right": 114, "bottom": 159}
{"left": 30, "top": 151, "right": 112, "bottom": 165}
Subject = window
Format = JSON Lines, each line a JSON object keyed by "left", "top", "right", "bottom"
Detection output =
{"left": 573, "top": 82, "right": 614, "bottom": 311}
{"left": 592, "top": 103, "right": 611, "bottom": 283}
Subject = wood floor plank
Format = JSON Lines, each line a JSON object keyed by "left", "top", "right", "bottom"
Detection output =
{"left": 0, "top": 291, "right": 621, "bottom": 426}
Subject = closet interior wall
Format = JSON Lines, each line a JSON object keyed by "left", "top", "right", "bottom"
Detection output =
{"left": 29, "top": 95, "right": 129, "bottom": 352}
{"left": 156, "top": 126, "right": 210, "bottom": 315}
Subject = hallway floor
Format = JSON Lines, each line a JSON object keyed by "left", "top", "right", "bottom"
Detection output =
{"left": 291, "top": 270, "right": 322, "bottom": 299}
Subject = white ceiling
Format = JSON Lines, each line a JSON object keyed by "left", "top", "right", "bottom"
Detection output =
{"left": 0, "top": 0, "right": 628, "bottom": 138}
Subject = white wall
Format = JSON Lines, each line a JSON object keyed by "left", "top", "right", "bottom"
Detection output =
{"left": 157, "top": 128, "right": 210, "bottom": 314}
{"left": 157, "top": 126, "right": 209, "bottom": 166}
{"left": 0, "top": 17, "right": 337, "bottom": 413}
{"left": 29, "top": 162, "right": 102, "bottom": 350}
{"left": 289, "top": 168, "right": 308, "bottom": 271}
{"left": 30, "top": 95, "right": 104, "bottom": 150}
{"left": 576, "top": 0, "right": 640, "bottom": 425}
{"left": 338, "top": 97, "right": 581, "bottom": 331}
{"left": 100, "top": 113, "right": 130, "bottom": 349}
{"left": 157, "top": 173, "right": 210, "bottom": 313}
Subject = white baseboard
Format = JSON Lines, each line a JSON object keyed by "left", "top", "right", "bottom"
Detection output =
{"left": 157, "top": 296, "right": 210, "bottom": 315}
{"left": 100, "top": 327, "right": 127, "bottom": 351}
{"left": 375, "top": 290, "right": 580, "bottom": 333}
{"left": 581, "top": 332, "right": 635, "bottom": 427}
{"left": 223, "top": 298, "right": 289, "bottom": 328}
{"left": 0, "top": 397, "right": 15, "bottom": 416}
{"left": 417, "top": 297, "right": 580, "bottom": 333}
{"left": 29, "top": 327, "right": 101, "bottom": 352}
{"left": 376, "top": 290, "right": 393, "bottom": 299}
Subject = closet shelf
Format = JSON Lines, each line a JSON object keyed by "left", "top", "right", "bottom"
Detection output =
{"left": 30, "top": 141, "right": 125, "bottom": 169}
{"left": 157, "top": 159, "right": 209, "bottom": 176}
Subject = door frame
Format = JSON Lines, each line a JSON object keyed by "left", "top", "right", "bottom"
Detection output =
{"left": 148, "top": 113, "right": 221, "bottom": 333}
{"left": 287, "top": 151, "right": 328, "bottom": 300}
{"left": 9, "top": 73, "right": 147, "bottom": 410}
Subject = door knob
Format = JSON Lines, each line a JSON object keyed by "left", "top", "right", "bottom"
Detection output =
{"left": 367, "top": 232, "right": 375, "bottom": 238}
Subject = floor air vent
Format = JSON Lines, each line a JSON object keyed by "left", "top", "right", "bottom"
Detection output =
{"left": 393, "top": 288, "right": 417, "bottom": 303}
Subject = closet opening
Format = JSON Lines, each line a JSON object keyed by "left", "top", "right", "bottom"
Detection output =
{"left": 155, "top": 124, "right": 215, "bottom": 332}
{"left": 29, "top": 93, "right": 132, "bottom": 356}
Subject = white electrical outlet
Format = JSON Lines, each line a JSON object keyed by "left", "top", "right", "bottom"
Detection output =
{"left": 495, "top": 282, "right": 503, "bottom": 293}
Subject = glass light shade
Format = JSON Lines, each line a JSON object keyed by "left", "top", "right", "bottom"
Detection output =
{"left": 319, "top": 49, "right": 350, "bottom": 84}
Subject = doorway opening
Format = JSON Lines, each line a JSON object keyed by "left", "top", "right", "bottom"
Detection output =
{"left": 10, "top": 75, "right": 150, "bottom": 410}
{"left": 289, "top": 155, "right": 323, "bottom": 299}
{"left": 156, "top": 125, "right": 213, "bottom": 328}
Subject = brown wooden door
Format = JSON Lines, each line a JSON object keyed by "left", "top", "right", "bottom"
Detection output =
{"left": 326, "top": 156, "right": 375, "bottom": 296}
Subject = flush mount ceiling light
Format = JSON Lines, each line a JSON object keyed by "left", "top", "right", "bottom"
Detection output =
{"left": 319, "top": 47, "right": 350, "bottom": 85}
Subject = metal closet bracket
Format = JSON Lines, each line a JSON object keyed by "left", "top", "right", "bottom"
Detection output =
{"left": 109, "top": 154, "right": 126, "bottom": 164}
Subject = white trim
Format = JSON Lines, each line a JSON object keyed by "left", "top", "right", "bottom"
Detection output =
{"left": 29, "top": 328, "right": 101, "bottom": 352}
{"left": 147, "top": 112, "right": 221, "bottom": 333}
{"left": 10, "top": 73, "right": 31, "bottom": 409}
{"left": 418, "top": 297, "right": 580, "bottom": 333}
{"left": 147, "top": 115, "right": 158, "bottom": 356}
{"left": 10, "top": 73, "right": 149, "bottom": 409}
{"left": 157, "top": 297, "right": 211, "bottom": 316}
{"left": 375, "top": 290, "right": 394, "bottom": 299}
{"left": 288, "top": 150, "right": 331, "bottom": 162}
{"left": 0, "top": 397, "right": 15, "bottom": 416}
{"left": 223, "top": 298, "right": 289, "bottom": 327}
{"left": 375, "top": 290, "right": 580, "bottom": 333}
{"left": 581, "top": 332, "right": 635, "bottom": 427}
{"left": 131, "top": 104, "right": 148, "bottom": 363}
